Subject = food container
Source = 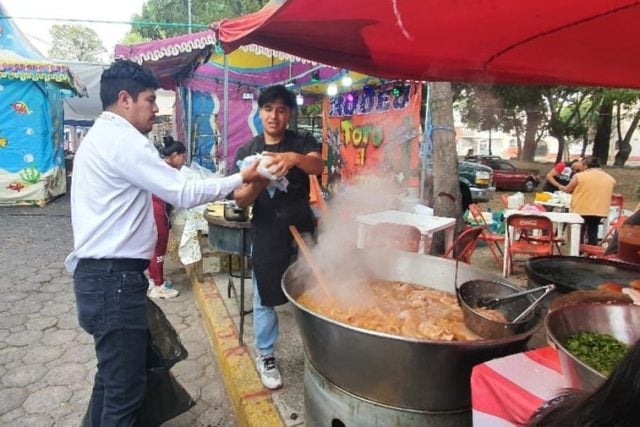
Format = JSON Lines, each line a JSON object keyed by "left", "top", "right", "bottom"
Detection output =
{"left": 545, "top": 303, "right": 640, "bottom": 391}
{"left": 457, "top": 280, "right": 546, "bottom": 339}
{"left": 282, "top": 249, "right": 543, "bottom": 411}
{"left": 223, "top": 201, "right": 249, "bottom": 222}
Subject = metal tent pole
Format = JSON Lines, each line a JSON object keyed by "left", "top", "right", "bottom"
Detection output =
{"left": 186, "top": 88, "right": 193, "bottom": 165}
{"left": 222, "top": 54, "right": 229, "bottom": 174}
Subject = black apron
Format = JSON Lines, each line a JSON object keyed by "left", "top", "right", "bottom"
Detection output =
{"left": 251, "top": 136, "right": 315, "bottom": 306}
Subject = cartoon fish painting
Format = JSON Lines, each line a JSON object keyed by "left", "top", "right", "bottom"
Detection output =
{"left": 7, "top": 182, "right": 25, "bottom": 192}
{"left": 0, "top": 137, "right": 7, "bottom": 148}
{"left": 11, "top": 101, "right": 32, "bottom": 115}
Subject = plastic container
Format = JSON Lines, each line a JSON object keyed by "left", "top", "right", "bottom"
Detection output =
{"left": 507, "top": 192, "right": 525, "bottom": 209}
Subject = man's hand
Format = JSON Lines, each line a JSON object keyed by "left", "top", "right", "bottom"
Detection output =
{"left": 262, "top": 152, "right": 298, "bottom": 178}
{"left": 240, "top": 160, "right": 269, "bottom": 183}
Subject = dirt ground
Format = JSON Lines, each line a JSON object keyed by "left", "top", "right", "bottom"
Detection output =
{"left": 481, "top": 160, "right": 640, "bottom": 212}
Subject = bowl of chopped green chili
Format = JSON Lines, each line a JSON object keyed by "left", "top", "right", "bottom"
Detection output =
{"left": 545, "top": 303, "right": 640, "bottom": 391}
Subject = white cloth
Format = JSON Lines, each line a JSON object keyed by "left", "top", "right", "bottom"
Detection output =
{"left": 65, "top": 111, "right": 242, "bottom": 272}
{"left": 177, "top": 206, "right": 209, "bottom": 265}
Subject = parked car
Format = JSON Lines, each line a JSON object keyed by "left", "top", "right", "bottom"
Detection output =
{"left": 465, "top": 156, "right": 540, "bottom": 192}
{"left": 459, "top": 161, "right": 495, "bottom": 207}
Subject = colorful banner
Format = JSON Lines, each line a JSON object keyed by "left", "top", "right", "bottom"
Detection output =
{"left": 322, "top": 82, "right": 422, "bottom": 192}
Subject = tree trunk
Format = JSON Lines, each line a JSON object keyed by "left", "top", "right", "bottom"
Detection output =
{"left": 581, "top": 132, "right": 589, "bottom": 158}
{"left": 429, "top": 82, "right": 462, "bottom": 255}
{"left": 614, "top": 110, "right": 640, "bottom": 167}
{"left": 554, "top": 134, "right": 566, "bottom": 164}
{"left": 521, "top": 110, "right": 542, "bottom": 161}
{"left": 593, "top": 98, "right": 614, "bottom": 165}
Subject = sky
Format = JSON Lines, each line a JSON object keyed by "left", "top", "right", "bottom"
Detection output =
{"left": 2, "top": 0, "right": 148, "bottom": 62}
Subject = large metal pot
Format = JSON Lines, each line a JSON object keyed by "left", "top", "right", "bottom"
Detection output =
{"left": 282, "top": 248, "right": 543, "bottom": 412}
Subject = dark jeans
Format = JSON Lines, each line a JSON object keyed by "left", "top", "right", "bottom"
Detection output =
{"left": 74, "top": 263, "right": 149, "bottom": 427}
{"left": 581, "top": 215, "right": 604, "bottom": 245}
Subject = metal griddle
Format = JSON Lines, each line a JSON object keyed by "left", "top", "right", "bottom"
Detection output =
{"left": 525, "top": 256, "right": 640, "bottom": 293}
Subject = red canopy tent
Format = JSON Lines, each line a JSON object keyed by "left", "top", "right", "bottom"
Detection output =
{"left": 216, "top": 0, "right": 640, "bottom": 89}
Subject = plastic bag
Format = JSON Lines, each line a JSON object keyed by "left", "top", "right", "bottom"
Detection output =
{"left": 81, "top": 299, "right": 194, "bottom": 426}
{"left": 237, "top": 153, "right": 289, "bottom": 197}
{"left": 146, "top": 298, "right": 188, "bottom": 369}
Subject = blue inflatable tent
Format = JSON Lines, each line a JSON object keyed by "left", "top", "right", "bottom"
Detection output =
{"left": 0, "top": 6, "right": 85, "bottom": 206}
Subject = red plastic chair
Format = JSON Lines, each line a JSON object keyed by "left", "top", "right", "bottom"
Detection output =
{"left": 505, "top": 214, "right": 555, "bottom": 277}
{"left": 443, "top": 227, "right": 484, "bottom": 264}
{"left": 611, "top": 194, "right": 624, "bottom": 222}
{"left": 580, "top": 215, "right": 629, "bottom": 258}
{"left": 369, "top": 222, "right": 422, "bottom": 253}
{"left": 468, "top": 203, "right": 504, "bottom": 267}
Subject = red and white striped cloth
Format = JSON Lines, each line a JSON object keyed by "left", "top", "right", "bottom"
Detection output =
{"left": 472, "top": 347, "right": 567, "bottom": 426}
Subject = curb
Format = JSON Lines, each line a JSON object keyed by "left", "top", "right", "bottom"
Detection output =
{"left": 187, "top": 265, "right": 284, "bottom": 427}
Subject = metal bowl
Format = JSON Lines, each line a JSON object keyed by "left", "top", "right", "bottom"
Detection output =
{"left": 545, "top": 303, "right": 640, "bottom": 391}
{"left": 457, "top": 280, "right": 540, "bottom": 339}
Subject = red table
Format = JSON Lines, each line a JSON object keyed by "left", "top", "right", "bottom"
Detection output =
{"left": 472, "top": 346, "right": 567, "bottom": 426}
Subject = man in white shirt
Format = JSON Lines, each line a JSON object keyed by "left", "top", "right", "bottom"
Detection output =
{"left": 66, "top": 60, "right": 265, "bottom": 426}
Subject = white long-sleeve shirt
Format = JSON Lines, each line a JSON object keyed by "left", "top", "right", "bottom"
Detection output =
{"left": 65, "top": 111, "right": 242, "bottom": 271}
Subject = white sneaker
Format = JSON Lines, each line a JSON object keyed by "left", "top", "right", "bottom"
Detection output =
{"left": 148, "top": 282, "right": 179, "bottom": 299}
{"left": 256, "top": 354, "right": 283, "bottom": 390}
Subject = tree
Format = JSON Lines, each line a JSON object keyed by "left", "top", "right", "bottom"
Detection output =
{"left": 128, "top": 0, "right": 268, "bottom": 39}
{"left": 454, "top": 84, "right": 547, "bottom": 161}
{"left": 429, "top": 82, "right": 463, "bottom": 255}
{"left": 48, "top": 24, "right": 106, "bottom": 62}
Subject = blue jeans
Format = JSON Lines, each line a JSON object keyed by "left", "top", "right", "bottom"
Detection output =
{"left": 74, "top": 267, "right": 149, "bottom": 427}
{"left": 252, "top": 276, "right": 279, "bottom": 357}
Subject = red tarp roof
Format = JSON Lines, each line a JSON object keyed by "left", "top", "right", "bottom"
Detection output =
{"left": 216, "top": 0, "right": 640, "bottom": 89}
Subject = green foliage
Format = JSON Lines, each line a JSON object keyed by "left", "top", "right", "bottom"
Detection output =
{"left": 454, "top": 84, "right": 546, "bottom": 134}
{"left": 128, "top": 0, "right": 269, "bottom": 40}
{"left": 48, "top": 24, "right": 106, "bottom": 62}
{"left": 120, "top": 32, "right": 152, "bottom": 46}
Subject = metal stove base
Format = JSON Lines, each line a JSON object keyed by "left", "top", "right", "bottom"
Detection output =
{"left": 304, "top": 358, "right": 471, "bottom": 427}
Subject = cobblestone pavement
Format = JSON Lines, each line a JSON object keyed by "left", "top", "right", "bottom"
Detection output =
{"left": 0, "top": 195, "right": 236, "bottom": 426}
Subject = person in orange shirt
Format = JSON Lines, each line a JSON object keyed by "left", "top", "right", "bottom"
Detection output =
{"left": 559, "top": 156, "right": 616, "bottom": 245}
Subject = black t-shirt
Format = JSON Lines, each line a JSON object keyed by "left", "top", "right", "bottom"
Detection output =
{"left": 233, "top": 130, "right": 320, "bottom": 212}
{"left": 232, "top": 130, "right": 321, "bottom": 306}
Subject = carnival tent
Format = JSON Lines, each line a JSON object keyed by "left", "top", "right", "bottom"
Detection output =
{"left": 116, "top": 34, "right": 369, "bottom": 169}
{"left": 0, "top": 6, "right": 86, "bottom": 206}
{"left": 216, "top": 0, "right": 640, "bottom": 89}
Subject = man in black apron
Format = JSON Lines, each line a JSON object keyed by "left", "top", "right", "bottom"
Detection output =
{"left": 233, "top": 85, "right": 323, "bottom": 389}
